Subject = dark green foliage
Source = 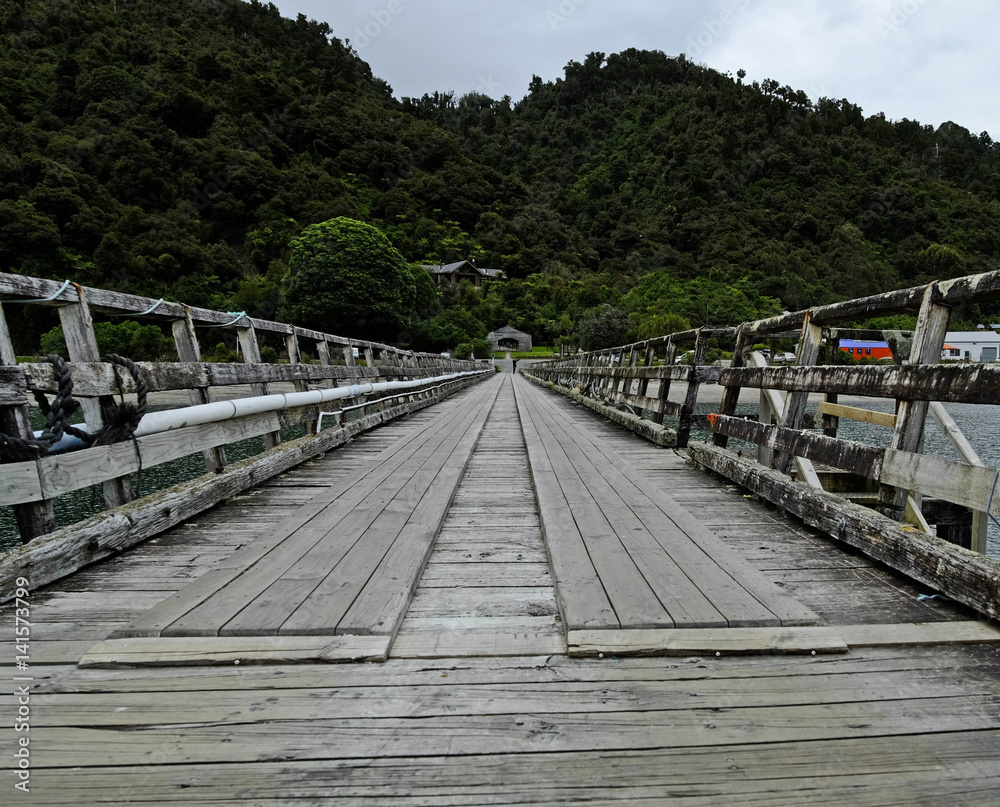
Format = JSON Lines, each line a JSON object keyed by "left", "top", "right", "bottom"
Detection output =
{"left": 4, "top": 1, "right": 1000, "bottom": 355}
{"left": 579, "top": 304, "right": 630, "bottom": 351}
{"left": 280, "top": 218, "right": 414, "bottom": 340}
{"left": 40, "top": 321, "right": 174, "bottom": 361}
{"left": 472, "top": 338, "right": 492, "bottom": 359}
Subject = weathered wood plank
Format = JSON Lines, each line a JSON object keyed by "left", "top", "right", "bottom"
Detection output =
{"left": 707, "top": 414, "right": 1000, "bottom": 520}
{"left": 817, "top": 401, "right": 897, "bottom": 428}
{"left": 513, "top": 380, "right": 617, "bottom": 630}
{"left": 839, "top": 622, "right": 1000, "bottom": 647}
{"left": 1, "top": 375, "right": 488, "bottom": 601}
{"left": 335, "top": 383, "right": 501, "bottom": 636}
{"left": 28, "top": 694, "right": 1000, "bottom": 765}
{"left": 721, "top": 363, "right": 1000, "bottom": 404}
{"left": 526, "top": 381, "right": 819, "bottom": 628}
{"left": 881, "top": 450, "right": 1000, "bottom": 518}
{"left": 568, "top": 627, "right": 849, "bottom": 657}
{"left": 689, "top": 442, "right": 1000, "bottom": 621}
{"left": 146, "top": 381, "right": 498, "bottom": 637}
{"left": 520, "top": 382, "right": 677, "bottom": 628}
{"left": 708, "top": 414, "right": 885, "bottom": 479}
{"left": 77, "top": 635, "right": 390, "bottom": 667}
{"left": 10, "top": 413, "right": 278, "bottom": 503}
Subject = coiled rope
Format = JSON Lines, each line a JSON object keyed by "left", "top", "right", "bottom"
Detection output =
{"left": 0, "top": 355, "right": 88, "bottom": 461}
{"left": 0, "top": 354, "right": 148, "bottom": 478}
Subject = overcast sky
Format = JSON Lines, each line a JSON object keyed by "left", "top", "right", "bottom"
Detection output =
{"left": 270, "top": 0, "right": 1000, "bottom": 137}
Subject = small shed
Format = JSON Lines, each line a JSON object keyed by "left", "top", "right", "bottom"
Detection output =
{"left": 487, "top": 326, "right": 532, "bottom": 353}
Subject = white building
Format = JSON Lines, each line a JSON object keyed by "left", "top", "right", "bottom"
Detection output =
{"left": 942, "top": 331, "right": 1000, "bottom": 362}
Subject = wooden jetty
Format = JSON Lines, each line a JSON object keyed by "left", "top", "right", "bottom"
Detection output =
{"left": 4, "top": 270, "right": 1000, "bottom": 803}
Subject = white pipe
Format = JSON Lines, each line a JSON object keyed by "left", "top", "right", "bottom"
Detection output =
{"left": 132, "top": 370, "right": 489, "bottom": 438}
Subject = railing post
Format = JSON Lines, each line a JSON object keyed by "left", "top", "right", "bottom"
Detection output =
{"left": 637, "top": 341, "right": 656, "bottom": 401}
{"left": 58, "top": 284, "right": 132, "bottom": 507}
{"left": 714, "top": 326, "right": 749, "bottom": 448}
{"left": 623, "top": 344, "right": 640, "bottom": 400}
{"left": 286, "top": 330, "right": 315, "bottom": 435}
{"left": 877, "top": 284, "right": 951, "bottom": 520}
{"left": 775, "top": 311, "right": 823, "bottom": 474}
{"left": 0, "top": 302, "right": 56, "bottom": 541}
{"left": 343, "top": 341, "right": 369, "bottom": 408}
{"left": 677, "top": 330, "right": 708, "bottom": 449}
{"left": 316, "top": 338, "right": 331, "bottom": 367}
{"left": 236, "top": 322, "right": 280, "bottom": 450}
{"left": 652, "top": 339, "right": 676, "bottom": 426}
{"left": 172, "top": 308, "right": 226, "bottom": 473}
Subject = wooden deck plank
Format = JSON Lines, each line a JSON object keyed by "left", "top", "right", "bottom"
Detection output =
{"left": 29, "top": 694, "right": 1000, "bottom": 765}
{"left": 22, "top": 744, "right": 1000, "bottom": 805}
{"left": 288, "top": 379, "right": 501, "bottom": 636}
{"left": 513, "top": 380, "right": 617, "bottom": 630}
{"left": 110, "top": 379, "right": 500, "bottom": 642}
{"left": 389, "top": 374, "right": 564, "bottom": 657}
{"left": 517, "top": 379, "right": 818, "bottom": 632}
{"left": 109, "top": 395, "right": 481, "bottom": 639}
{"left": 534, "top": 409, "right": 734, "bottom": 628}
{"left": 568, "top": 626, "right": 848, "bottom": 657}
{"left": 185, "top": 384, "right": 498, "bottom": 636}
{"left": 78, "top": 635, "right": 390, "bottom": 667}
{"left": 517, "top": 380, "right": 672, "bottom": 627}
{"left": 526, "top": 380, "right": 820, "bottom": 627}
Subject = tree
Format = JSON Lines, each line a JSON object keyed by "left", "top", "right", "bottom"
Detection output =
{"left": 579, "top": 304, "right": 630, "bottom": 351}
{"left": 280, "top": 218, "right": 415, "bottom": 340}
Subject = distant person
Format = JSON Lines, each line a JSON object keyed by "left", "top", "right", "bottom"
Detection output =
{"left": 511, "top": 358, "right": 519, "bottom": 374}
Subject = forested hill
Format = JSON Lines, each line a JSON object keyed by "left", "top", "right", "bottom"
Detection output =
{"left": 0, "top": 0, "right": 513, "bottom": 321}
{"left": 411, "top": 50, "right": 1000, "bottom": 325}
{"left": 3, "top": 1, "right": 1000, "bottom": 352}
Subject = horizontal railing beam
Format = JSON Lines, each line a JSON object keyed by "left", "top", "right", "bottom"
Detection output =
{"left": 719, "top": 364, "right": 1000, "bottom": 404}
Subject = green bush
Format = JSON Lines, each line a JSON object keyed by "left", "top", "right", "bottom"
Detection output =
{"left": 39, "top": 321, "right": 174, "bottom": 361}
{"left": 280, "top": 217, "right": 415, "bottom": 341}
{"left": 203, "top": 341, "right": 241, "bottom": 363}
{"left": 472, "top": 338, "right": 492, "bottom": 359}
{"left": 453, "top": 341, "right": 473, "bottom": 360}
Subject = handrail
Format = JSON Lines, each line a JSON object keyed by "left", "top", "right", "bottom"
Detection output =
{"left": 526, "top": 268, "right": 1000, "bottom": 558}
{"left": 0, "top": 269, "right": 489, "bottom": 550}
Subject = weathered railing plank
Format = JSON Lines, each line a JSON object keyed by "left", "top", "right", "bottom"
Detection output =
{"left": 690, "top": 442, "right": 1000, "bottom": 621}
{"left": 0, "top": 269, "right": 484, "bottom": 549}
{"left": 719, "top": 364, "right": 1000, "bottom": 403}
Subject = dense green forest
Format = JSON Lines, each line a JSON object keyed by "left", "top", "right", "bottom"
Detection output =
{"left": 3, "top": 0, "right": 1000, "bottom": 355}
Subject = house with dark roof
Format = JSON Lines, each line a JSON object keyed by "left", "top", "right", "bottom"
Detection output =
{"left": 421, "top": 260, "right": 503, "bottom": 288}
{"left": 487, "top": 326, "right": 532, "bottom": 353}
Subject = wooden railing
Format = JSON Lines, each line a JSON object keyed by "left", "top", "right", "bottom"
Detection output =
{"left": 0, "top": 272, "right": 490, "bottom": 597}
{"left": 526, "top": 269, "right": 1000, "bottom": 619}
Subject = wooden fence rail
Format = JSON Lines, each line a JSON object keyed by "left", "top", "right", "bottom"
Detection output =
{"left": 526, "top": 268, "right": 1000, "bottom": 619}
{"left": 0, "top": 271, "right": 491, "bottom": 596}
